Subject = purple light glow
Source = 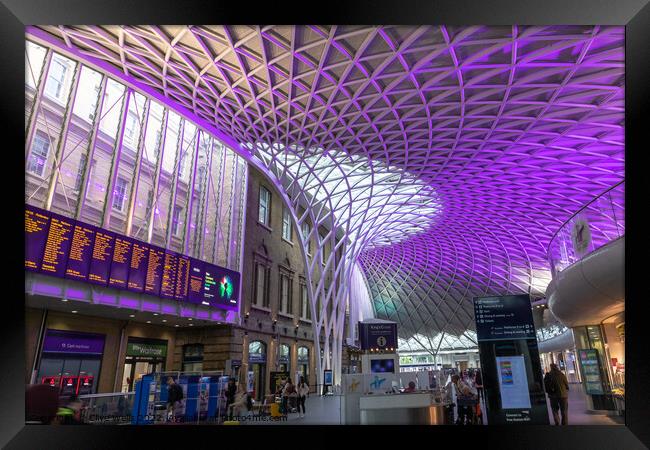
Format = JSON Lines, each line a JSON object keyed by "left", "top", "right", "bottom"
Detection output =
{"left": 28, "top": 25, "right": 625, "bottom": 351}
{"left": 119, "top": 297, "right": 139, "bottom": 309}
{"left": 64, "top": 287, "right": 86, "bottom": 300}
{"left": 141, "top": 301, "right": 159, "bottom": 312}
{"left": 95, "top": 293, "right": 116, "bottom": 305}
{"left": 161, "top": 304, "right": 177, "bottom": 314}
{"left": 33, "top": 282, "right": 63, "bottom": 297}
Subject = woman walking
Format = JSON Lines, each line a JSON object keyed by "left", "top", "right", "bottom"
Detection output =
{"left": 296, "top": 376, "right": 309, "bottom": 418}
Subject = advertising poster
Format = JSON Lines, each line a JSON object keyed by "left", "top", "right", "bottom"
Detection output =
{"left": 199, "top": 377, "right": 210, "bottom": 419}
{"left": 495, "top": 356, "right": 531, "bottom": 409}
{"left": 324, "top": 369, "right": 333, "bottom": 386}
{"left": 247, "top": 371, "right": 255, "bottom": 393}
{"left": 578, "top": 349, "right": 604, "bottom": 395}
{"left": 270, "top": 371, "right": 290, "bottom": 395}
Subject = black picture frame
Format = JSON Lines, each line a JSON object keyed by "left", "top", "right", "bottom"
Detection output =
{"left": 1, "top": 0, "right": 648, "bottom": 447}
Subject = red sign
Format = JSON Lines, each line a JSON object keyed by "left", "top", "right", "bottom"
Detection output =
{"left": 61, "top": 376, "right": 78, "bottom": 395}
{"left": 76, "top": 375, "right": 94, "bottom": 395}
{"left": 41, "top": 376, "right": 61, "bottom": 388}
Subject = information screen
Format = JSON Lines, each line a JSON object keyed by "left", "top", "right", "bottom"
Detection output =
{"left": 108, "top": 237, "right": 134, "bottom": 289}
{"left": 160, "top": 251, "right": 179, "bottom": 299}
{"left": 24, "top": 206, "right": 241, "bottom": 312}
{"left": 65, "top": 223, "right": 97, "bottom": 281}
{"left": 40, "top": 212, "right": 75, "bottom": 277}
{"left": 174, "top": 255, "right": 191, "bottom": 300}
{"left": 88, "top": 230, "right": 115, "bottom": 285}
{"left": 144, "top": 246, "right": 165, "bottom": 297}
{"left": 187, "top": 258, "right": 205, "bottom": 305}
{"left": 127, "top": 241, "right": 149, "bottom": 292}
{"left": 25, "top": 205, "right": 51, "bottom": 272}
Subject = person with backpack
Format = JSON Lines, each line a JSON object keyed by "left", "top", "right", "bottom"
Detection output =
{"left": 544, "top": 363, "right": 570, "bottom": 425}
{"left": 166, "top": 376, "right": 184, "bottom": 422}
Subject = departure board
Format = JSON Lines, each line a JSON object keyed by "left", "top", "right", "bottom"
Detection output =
{"left": 108, "top": 237, "right": 133, "bottom": 289}
{"left": 65, "top": 223, "right": 97, "bottom": 281}
{"left": 88, "top": 230, "right": 115, "bottom": 285}
{"left": 144, "top": 246, "right": 165, "bottom": 297}
{"left": 187, "top": 258, "right": 205, "bottom": 305}
{"left": 160, "top": 251, "right": 179, "bottom": 299}
{"left": 174, "top": 256, "right": 190, "bottom": 300}
{"left": 24, "top": 205, "right": 241, "bottom": 312}
{"left": 127, "top": 241, "right": 149, "bottom": 292}
{"left": 25, "top": 205, "right": 51, "bottom": 272}
{"left": 40, "top": 212, "right": 75, "bottom": 277}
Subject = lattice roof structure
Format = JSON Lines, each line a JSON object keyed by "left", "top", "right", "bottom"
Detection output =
{"left": 28, "top": 25, "right": 625, "bottom": 369}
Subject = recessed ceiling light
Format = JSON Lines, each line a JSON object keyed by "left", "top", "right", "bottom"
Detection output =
{"left": 162, "top": 319, "right": 167, "bottom": 323}
{"left": 146, "top": 320, "right": 151, "bottom": 324}
{"left": 174, "top": 324, "right": 179, "bottom": 327}
{"left": 189, "top": 324, "right": 194, "bottom": 327}
{"left": 153, "top": 313, "right": 159, "bottom": 316}
{"left": 71, "top": 310, "right": 78, "bottom": 314}
{"left": 188, "top": 318, "right": 193, "bottom": 321}
{"left": 129, "top": 314, "right": 135, "bottom": 318}
{"left": 62, "top": 299, "right": 68, "bottom": 302}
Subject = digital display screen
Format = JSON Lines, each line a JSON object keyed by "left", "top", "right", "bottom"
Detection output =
{"left": 25, "top": 205, "right": 51, "bottom": 272}
{"left": 127, "top": 241, "right": 149, "bottom": 292}
{"left": 65, "top": 223, "right": 97, "bottom": 281}
{"left": 144, "top": 246, "right": 165, "bottom": 297}
{"left": 160, "top": 251, "right": 179, "bottom": 299}
{"left": 88, "top": 230, "right": 115, "bottom": 285}
{"left": 187, "top": 258, "right": 205, "bottom": 305}
{"left": 108, "top": 236, "right": 133, "bottom": 289}
{"left": 40, "top": 211, "right": 75, "bottom": 277}
{"left": 370, "top": 359, "right": 395, "bottom": 373}
{"left": 24, "top": 206, "right": 240, "bottom": 312}
{"left": 174, "top": 255, "right": 190, "bottom": 300}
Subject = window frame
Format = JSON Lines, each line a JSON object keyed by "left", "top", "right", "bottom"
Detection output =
{"left": 258, "top": 185, "right": 271, "bottom": 227}
{"left": 282, "top": 208, "right": 292, "bottom": 242}
{"left": 111, "top": 176, "right": 129, "bottom": 212}
{"left": 27, "top": 130, "right": 51, "bottom": 178}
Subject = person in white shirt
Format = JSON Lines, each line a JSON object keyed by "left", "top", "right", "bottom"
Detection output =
{"left": 296, "top": 376, "right": 310, "bottom": 417}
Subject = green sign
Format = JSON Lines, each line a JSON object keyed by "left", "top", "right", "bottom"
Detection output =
{"left": 127, "top": 342, "right": 167, "bottom": 357}
{"left": 578, "top": 348, "right": 604, "bottom": 395}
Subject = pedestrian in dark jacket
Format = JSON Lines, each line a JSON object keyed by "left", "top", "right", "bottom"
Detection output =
{"left": 166, "top": 377, "right": 183, "bottom": 422}
{"left": 544, "top": 363, "right": 570, "bottom": 425}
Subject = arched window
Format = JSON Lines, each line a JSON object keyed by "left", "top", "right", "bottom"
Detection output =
{"left": 297, "top": 346, "right": 310, "bottom": 385}
{"left": 248, "top": 340, "right": 267, "bottom": 362}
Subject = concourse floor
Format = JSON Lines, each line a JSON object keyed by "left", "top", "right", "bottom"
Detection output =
{"left": 245, "top": 385, "right": 623, "bottom": 425}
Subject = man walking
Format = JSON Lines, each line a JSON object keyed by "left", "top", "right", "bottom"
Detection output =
{"left": 544, "top": 363, "right": 570, "bottom": 425}
{"left": 166, "top": 377, "right": 184, "bottom": 422}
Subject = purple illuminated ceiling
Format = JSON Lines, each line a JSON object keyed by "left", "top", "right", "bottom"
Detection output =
{"left": 31, "top": 25, "right": 624, "bottom": 342}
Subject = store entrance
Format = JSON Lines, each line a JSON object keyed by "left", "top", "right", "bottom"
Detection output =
{"left": 121, "top": 337, "right": 168, "bottom": 392}
{"left": 251, "top": 363, "right": 266, "bottom": 401}
{"left": 122, "top": 358, "right": 165, "bottom": 392}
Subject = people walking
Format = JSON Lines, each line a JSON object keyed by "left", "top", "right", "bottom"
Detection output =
{"left": 544, "top": 363, "right": 570, "bottom": 425}
{"left": 281, "top": 378, "right": 295, "bottom": 415}
{"left": 166, "top": 377, "right": 184, "bottom": 422}
{"left": 296, "top": 376, "right": 309, "bottom": 418}
{"left": 474, "top": 368, "right": 484, "bottom": 402}
{"left": 452, "top": 374, "right": 477, "bottom": 425}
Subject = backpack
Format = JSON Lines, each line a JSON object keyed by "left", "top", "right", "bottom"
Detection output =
{"left": 544, "top": 373, "right": 560, "bottom": 396}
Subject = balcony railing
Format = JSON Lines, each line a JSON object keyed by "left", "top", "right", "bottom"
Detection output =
{"left": 547, "top": 181, "right": 624, "bottom": 276}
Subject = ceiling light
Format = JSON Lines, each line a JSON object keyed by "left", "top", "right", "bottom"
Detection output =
{"left": 62, "top": 299, "right": 68, "bottom": 302}
{"left": 71, "top": 310, "right": 78, "bottom": 314}
{"left": 189, "top": 324, "right": 194, "bottom": 327}
{"left": 174, "top": 324, "right": 179, "bottom": 327}
{"left": 188, "top": 318, "right": 193, "bottom": 321}
{"left": 146, "top": 320, "right": 151, "bottom": 324}
{"left": 129, "top": 314, "right": 135, "bottom": 318}
{"left": 162, "top": 319, "right": 167, "bottom": 323}
{"left": 153, "top": 313, "right": 159, "bottom": 316}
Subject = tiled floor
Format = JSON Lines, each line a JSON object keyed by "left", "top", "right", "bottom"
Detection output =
{"left": 246, "top": 384, "right": 623, "bottom": 426}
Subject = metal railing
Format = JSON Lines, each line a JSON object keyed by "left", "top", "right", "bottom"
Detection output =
{"left": 547, "top": 180, "right": 624, "bottom": 276}
{"left": 79, "top": 392, "right": 135, "bottom": 424}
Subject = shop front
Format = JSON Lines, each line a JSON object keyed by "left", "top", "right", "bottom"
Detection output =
{"left": 37, "top": 329, "right": 105, "bottom": 396}
{"left": 297, "top": 346, "right": 309, "bottom": 386}
{"left": 121, "top": 337, "right": 168, "bottom": 392}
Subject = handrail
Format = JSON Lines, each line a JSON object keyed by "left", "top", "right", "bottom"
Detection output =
{"left": 79, "top": 392, "right": 134, "bottom": 399}
{"left": 547, "top": 179, "right": 624, "bottom": 258}
{"left": 546, "top": 180, "right": 624, "bottom": 275}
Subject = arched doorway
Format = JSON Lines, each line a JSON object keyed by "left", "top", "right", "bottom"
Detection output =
{"left": 248, "top": 341, "right": 267, "bottom": 401}
{"left": 297, "top": 346, "right": 309, "bottom": 387}
{"left": 279, "top": 344, "right": 291, "bottom": 373}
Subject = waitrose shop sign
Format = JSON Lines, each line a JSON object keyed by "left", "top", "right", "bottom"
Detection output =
{"left": 127, "top": 342, "right": 167, "bottom": 357}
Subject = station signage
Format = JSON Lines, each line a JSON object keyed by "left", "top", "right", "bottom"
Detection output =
{"left": 578, "top": 348, "right": 605, "bottom": 395}
{"left": 474, "top": 294, "right": 549, "bottom": 425}
{"left": 25, "top": 204, "right": 240, "bottom": 311}
{"left": 474, "top": 295, "right": 536, "bottom": 341}
{"left": 126, "top": 342, "right": 168, "bottom": 358}
{"left": 358, "top": 321, "right": 397, "bottom": 350}
{"left": 42, "top": 329, "right": 105, "bottom": 355}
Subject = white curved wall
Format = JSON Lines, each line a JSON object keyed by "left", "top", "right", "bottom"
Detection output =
{"left": 547, "top": 236, "right": 624, "bottom": 327}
